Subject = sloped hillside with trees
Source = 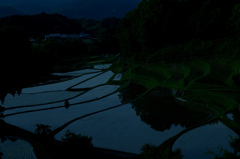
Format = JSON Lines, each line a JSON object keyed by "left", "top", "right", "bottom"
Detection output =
{"left": 118, "top": 0, "right": 240, "bottom": 62}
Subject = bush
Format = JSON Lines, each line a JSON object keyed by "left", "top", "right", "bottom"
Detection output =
{"left": 34, "top": 124, "right": 52, "bottom": 137}
{"left": 61, "top": 130, "right": 93, "bottom": 149}
{"left": 141, "top": 144, "right": 183, "bottom": 159}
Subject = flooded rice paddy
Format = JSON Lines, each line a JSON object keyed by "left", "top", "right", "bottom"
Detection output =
{"left": 172, "top": 121, "right": 238, "bottom": 159}
{"left": 1, "top": 65, "right": 239, "bottom": 158}
{"left": 22, "top": 72, "right": 101, "bottom": 93}
{"left": 71, "top": 71, "right": 114, "bottom": 89}
{"left": 0, "top": 137, "right": 37, "bottom": 159}
{"left": 2, "top": 91, "right": 80, "bottom": 108}
{"left": 113, "top": 73, "right": 122, "bottom": 81}
{"left": 93, "top": 64, "right": 112, "bottom": 70}
{"left": 52, "top": 69, "right": 101, "bottom": 76}
{"left": 54, "top": 103, "right": 185, "bottom": 154}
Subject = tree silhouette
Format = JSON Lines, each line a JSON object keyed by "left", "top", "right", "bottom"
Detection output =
{"left": 121, "top": 86, "right": 210, "bottom": 132}
{"left": 0, "top": 26, "right": 32, "bottom": 90}
{"left": 118, "top": 82, "right": 147, "bottom": 104}
{"left": 34, "top": 124, "right": 52, "bottom": 137}
{"left": 61, "top": 130, "right": 93, "bottom": 150}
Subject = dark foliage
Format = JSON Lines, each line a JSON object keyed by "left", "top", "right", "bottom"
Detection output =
{"left": 59, "top": 130, "right": 93, "bottom": 158}
{"left": 98, "top": 17, "right": 121, "bottom": 54}
{"left": 0, "top": 13, "right": 83, "bottom": 38}
{"left": 78, "top": 18, "right": 101, "bottom": 37}
{"left": 37, "top": 38, "right": 88, "bottom": 58}
{"left": 0, "top": 25, "right": 53, "bottom": 103}
{"left": 118, "top": 82, "right": 147, "bottom": 103}
{"left": 61, "top": 130, "right": 93, "bottom": 148}
{"left": 141, "top": 144, "right": 183, "bottom": 159}
{"left": 0, "top": 26, "right": 34, "bottom": 89}
{"left": 118, "top": 0, "right": 240, "bottom": 62}
{"left": 129, "top": 87, "right": 209, "bottom": 131}
{"left": 35, "top": 124, "right": 52, "bottom": 137}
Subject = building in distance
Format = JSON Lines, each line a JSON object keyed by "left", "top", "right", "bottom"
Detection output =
{"left": 44, "top": 33, "right": 91, "bottom": 41}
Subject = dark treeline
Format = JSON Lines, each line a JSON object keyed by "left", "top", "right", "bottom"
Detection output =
{"left": 0, "top": 25, "right": 54, "bottom": 101}
{"left": 0, "top": 26, "right": 35, "bottom": 96}
{"left": 0, "top": 13, "right": 120, "bottom": 101}
{"left": 0, "top": 12, "right": 83, "bottom": 38}
{"left": 78, "top": 17, "right": 121, "bottom": 54}
{"left": 0, "top": 13, "right": 85, "bottom": 99}
{"left": 118, "top": 0, "right": 240, "bottom": 63}
{"left": 0, "top": 12, "right": 121, "bottom": 41}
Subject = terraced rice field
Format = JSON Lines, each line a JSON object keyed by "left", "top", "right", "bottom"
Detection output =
{"left": 2, "top": 59, "right": 240, "bottom": 158}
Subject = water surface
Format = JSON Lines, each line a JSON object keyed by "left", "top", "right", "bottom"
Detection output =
{"left": 72, "top": 71, "right": 114, "bottom": 89}
{"left": 22, "top": 72, "right": 100, "bottom": 93}
{"left": 0, "top": 137, "right": 37, "bottom": 159}
{"left": 172, "top": 121, "right": 238, "bottom": 159}
{"left": 52, "top": 69, "right": 101, "bottom": 76}
{"left": 54, "top": 104, "right": 185, "bottom": 154}
{"left": 3, "top": 91, "right": 80, "bottom": 108}
{"left": 2, "top": 69, "right": 230, "bottom": 157}
{"left": 4, "top": 93, "right": 122, "bottom": 132}
{"left": 94, "top": 64, "right": 112, "bottom": 70}
{"left": 129, "top": 86, "right": 212, "bottom": 131}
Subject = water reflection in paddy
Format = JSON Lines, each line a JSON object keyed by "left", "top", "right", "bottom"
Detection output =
{"left": 4, "top": 93, "right": 122, "bottom": 132}
{"left": 2, "top": 91, "right": 80, "bottom": 108}
{"left": 128, "top": 86, "right": 212, "bottom": 131}
{"left": 71, "top": 71, "right": 114, "bottom": 89}
{"left": 55, "top": 104, "right": 185, "bottom": 154}
{"left": 2, "top": 74, "right": 220, "bottom": 156}
{"left": 22, "top": 72, "right": 100, "bottom": 93}
{"left": 4, "top": 85, "right": 119, "bottom": 116}
{"left": 52, "top": 69, "right": 101, "bottom": 76}
{"left": 55, "top": 85, "right": 214, "bottom": 154}
{"left": 172, "top": 121, "right": 238, "bottom": 159}
{"left": 0, "top": 137, "right": 37, "bottom": 159}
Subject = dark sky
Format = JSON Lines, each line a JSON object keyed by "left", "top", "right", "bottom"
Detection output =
{"left": 0, "top": 0, "right": 142, "bottom": 20}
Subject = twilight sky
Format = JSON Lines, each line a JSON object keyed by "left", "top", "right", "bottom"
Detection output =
{"left": 0, "top": 0, "right": 142, "bottom": 20}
